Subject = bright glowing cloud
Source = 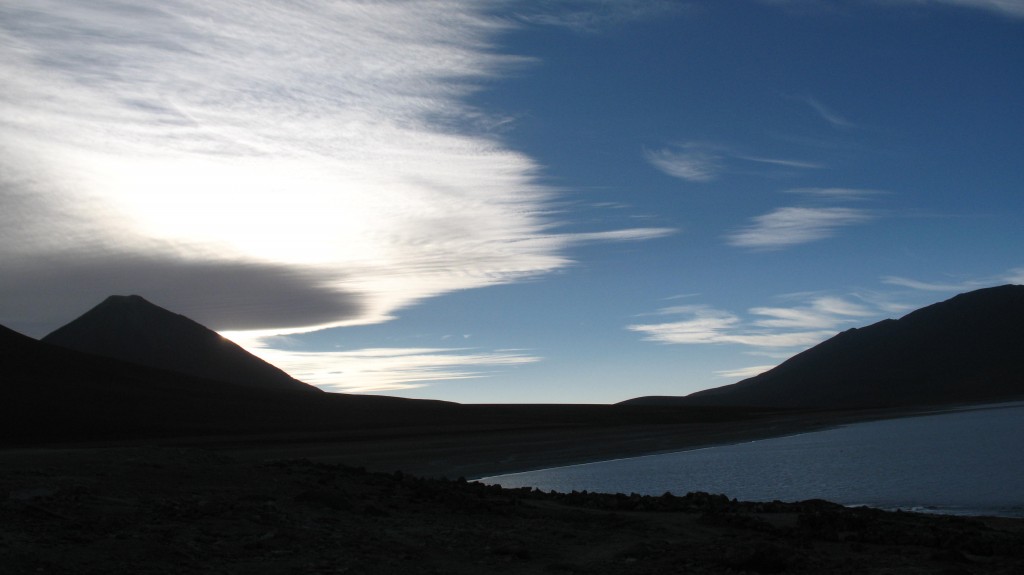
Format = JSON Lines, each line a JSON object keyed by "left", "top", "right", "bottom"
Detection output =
{"left": 0, "top": 0, "right": 666, "bottom": 339}
{"left": 0, "top": 0, "right": 677, "bottom": 391}
{"left": 727, "top": 207, "right": 873, "bottom": 249}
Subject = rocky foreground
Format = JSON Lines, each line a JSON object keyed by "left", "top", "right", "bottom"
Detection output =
{"left": 2, "top": 448, "right": 1023, "bottom": 574}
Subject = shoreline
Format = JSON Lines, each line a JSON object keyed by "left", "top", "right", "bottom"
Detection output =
{"left": 3, "top": 401, "right": 1008, "bottom": 481}
{"left": 472, "top": 399, "right": 1024, "bottom": 481}
{"left": 474, "top": 401, "right": 1024, "bottom": 520}
{"left": 5, "top": 446, "right": 1023, "bottom": 574}
{"left": 188, "top": 402, "right": 997, "bottom": 481}
{"left": 4, "top": 402, "right": 1024, "bottom": 572}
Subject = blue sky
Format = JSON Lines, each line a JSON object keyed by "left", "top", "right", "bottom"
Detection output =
{"left": 1, "top": 0, "right": 1022, "bottom": 403}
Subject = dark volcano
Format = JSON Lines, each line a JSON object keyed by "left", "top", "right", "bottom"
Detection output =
{"left": 623, "top": 284, "right": 1024, "bottom": 409}
{"left": 42, "top": 295, "right": 316, "bottom": 393}
{"left": 2, "top": 318, "right": 455, "bottom": 443}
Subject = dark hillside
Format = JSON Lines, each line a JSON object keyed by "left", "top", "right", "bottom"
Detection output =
{"left": 4, "top": 320, "right": 772, "bottom": 451}
{"left": 624, "top": 285, "right": 1024, "bottom": 409}
{"left": 42, "top": 295, "right": 316, "bottom": 393}
{"left": 3, "top": 322, "right": 450, "bottom": 443}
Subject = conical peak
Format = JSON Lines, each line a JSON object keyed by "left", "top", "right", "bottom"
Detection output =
{"left": 102, "top": 294, "right": 149, "bottom": 305}
{"left": 96, "top": 294, "right": 162, "bottom": 313}
{"left": 42, "top": 295, "right": 318, "bottom": 393}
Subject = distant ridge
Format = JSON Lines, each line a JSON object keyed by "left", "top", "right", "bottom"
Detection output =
{"left": 1, "top": 319, "right": 457, "bottom": 443}
{"left": 42, "top": 295, "right": 317, "bottom": 394}
{"left": 1, "top": 323, "right": 38, "bottom": 351}
{"left": 622, "top": 285, "right": 1024, "bottom": 409}
{"left": 3, "top": 319, "right": 746, "bottom": 448}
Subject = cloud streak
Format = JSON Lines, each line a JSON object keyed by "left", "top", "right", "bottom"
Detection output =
{"left": 244, "top": 345, "right": 541, "bottom": 393}
{"left": 627, "top": 294, "right": 875, "bottom": 349}
{"left": 631, "top": 269, "right": 1023, "bottom": 382}
{"left": 646, "top": 143, "right": 822, "bottom": 183}
{"left": 626, "top": 304, "right": 835, "bottom": 348}
{"left": 883, "top": 268, "right": 1024, "bottom": 292}
{"left": 727, "top": 207, "right": 873, "bottom": 249}
{"left": 514, "top": 0, "right": 683, "bottom": 33}
{"left": 645, "top": 145, "right": 724, "bottom": 182}
{"left": 784, "top": 188, "right": 885, "bottom": 201}
{"left": 801, "top": 97, "right": 854, "bottom": 128}
{"left": 715, "top": 365, "right": 776, "bottom": 379}
{"left": 884, "top": 0, "right": 1024, "bottom": 18}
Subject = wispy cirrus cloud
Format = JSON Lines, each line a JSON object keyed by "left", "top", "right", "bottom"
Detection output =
{"left": 801, "top": 96, "right": 855, "bottom": 128}
{"left": 246, "top": 345, "right": 541, "bottom": 393}
{"left": 883, "top": 0, "right": 1024, "bottom": 18}
{"left": 727, "top": 207, "right": 873, "bottom": 249}
{"left": 736, "top": 156, "right": 826, "bottom": 170}
{"left": 715, "top": 365, "right": 777, "bottom": 379}
{"left": 882, "top": 277, "right": 981, "bottom": 292}
{"left": 627, "top": 294, "right": 875, "bottom": 349}
{"left": 784, "top": 187, "right": 885, "bottom": 201}
{"left": 627, "top": 305, "right": 833, "bottom": 348}
{"left": 883, "top": 268, "right": 1024, "bottom": 292}
{"left": 514, "top": 0, "right": 683, "bottom": 33}
{"left": 750, "top": 296, "right": 874, "bottom": 329}
{"left": 633, "top": 269, "right": 1023, "bottom": 384}
{"left": 645, "top": 145, "right": 725, "bottom": 182}
{"left": 765, "top": 0, "right": 1024, "bottom": 19}
{"left": 645, "top": 143, "right": 822, "bottom": 183}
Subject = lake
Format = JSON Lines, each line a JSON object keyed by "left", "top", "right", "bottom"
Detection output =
{"left": 480, "top": 401, "right": 1024, "bottom": 517}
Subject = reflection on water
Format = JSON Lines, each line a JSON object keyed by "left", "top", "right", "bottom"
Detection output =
{"left": 481, "top": 401, "right": 1024, "bottom": 517}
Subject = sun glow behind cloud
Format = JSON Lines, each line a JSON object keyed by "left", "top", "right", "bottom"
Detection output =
{"left": 0, "top": 0, "right": 671, "bottom": 390}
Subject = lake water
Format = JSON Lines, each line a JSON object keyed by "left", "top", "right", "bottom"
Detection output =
{"left": 480, "top": 401, "right": 1024, "bottom": 517}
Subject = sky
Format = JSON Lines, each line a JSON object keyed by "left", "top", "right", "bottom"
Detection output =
{"left": 1, "top": 0, "right": 1022, "bottom": 404}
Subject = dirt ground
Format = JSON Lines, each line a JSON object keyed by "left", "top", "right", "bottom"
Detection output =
{"left": 3, "top": 447, "right": 1022, "bottom": 574}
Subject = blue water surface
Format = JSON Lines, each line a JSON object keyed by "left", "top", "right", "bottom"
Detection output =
{"left": 480, "top": 401, "right": 1024, "bottom": 517}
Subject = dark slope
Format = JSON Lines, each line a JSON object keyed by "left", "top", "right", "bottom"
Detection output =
{"left": 624, "top": 284, "right": 1024, "bottom": 409}
{"left": 2, "top": 322, "right": 455, "bottom": 443}
{"left": 5, "top": 321, "right": 767, "bottom": 448}
{"left": 42, "top": 295, "right": 316, "bottom": 393}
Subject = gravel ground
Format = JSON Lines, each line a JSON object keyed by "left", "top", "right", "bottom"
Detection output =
{"left": 3, "top": 447, "right": 1023, "bottom": 574}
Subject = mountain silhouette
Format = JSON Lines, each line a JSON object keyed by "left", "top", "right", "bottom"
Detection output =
{"left": 622, "top": 285, "right": 1024, "bottom": 409}
{"left": 2, "top": 319, "right": 458, "bottom": 442}
{"left": 42, "top": 295, "right": 317, "bottom": 394}
{"left": 4, "top": 306, "right": 763, "bottom": 447}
